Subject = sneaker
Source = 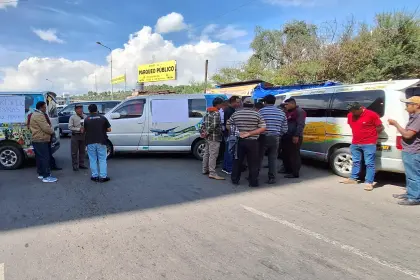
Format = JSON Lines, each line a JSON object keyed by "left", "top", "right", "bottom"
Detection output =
{"left": 340, "top": 178, "right": 358, "bottom": 184}
{"left": 364, "top": 183, "right": 374, "bottom": 191}
{"left": 42, "top": 176, "right": 58, "bottom": 183}
{"left": 91, "top": 177, "right": 99, "bottom": 182}
{"left": 221, "top": 169, "right": 232, "bottom": 175}
{"left": 37, "top": 175, "right": 43, "bottom": 179}
{"left": 398, "top": 199, "right": 420, "bottom": 206}
{"left": 266, "top": 178, "right": 276, "bottom": 184}
{"left": 99, "top": 177, "right": 111, "bottom": 183}
{"left": 209, "top": 175, "right": 225, "bottom": 180}
{"left": 392, "top": 194, "right": 407, "bottom": 199}
{"left": 79, "top": 166, "right": 89, "bottom": 170}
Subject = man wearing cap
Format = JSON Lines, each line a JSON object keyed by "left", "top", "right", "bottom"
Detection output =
{"left": 227, "top": 97, "right": 266, "bottom": 187}
{"left": 341, "top": 102, "right": 384, "bottom": 191}
{"left": 69, "top": 104, "right": 87, "bottom": 171}
{"left": 388, "top": 96, "right": 420, "bottom": 206}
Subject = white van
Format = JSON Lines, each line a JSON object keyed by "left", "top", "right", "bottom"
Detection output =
{"left": 105, "top": 93, "right": 227, "bottom": 159}
{"left": 274, "top": 79, "right": 420, "bottom": 177}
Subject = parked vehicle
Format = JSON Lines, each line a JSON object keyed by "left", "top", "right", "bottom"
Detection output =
{"left": 58, "top": 101, "right": 120, "bottom": 136}
{"left": 105, "top": 93, "right": 227, "bottom": 159}
{"left": 275, "top": 79, "right": 420, "bottom": 177}
{"left": 0, "top": 91, "right": 60, "bottom": 170}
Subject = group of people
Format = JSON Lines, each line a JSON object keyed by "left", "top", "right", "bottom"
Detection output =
{"left": 201, "top": 94, "right": 306, "bottom": 188}
{"left": 342, "top": 96, "right": 420, "bottom": 206}
{"left": 28, "top": 102, "right": 112, "bottom": 183}
{"left": 201, "top": 94, "right": 420, "bottom": 206}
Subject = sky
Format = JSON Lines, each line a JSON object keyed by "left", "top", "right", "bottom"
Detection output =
{"left": 0, "top": 0, "right": 418, "bottom": 95}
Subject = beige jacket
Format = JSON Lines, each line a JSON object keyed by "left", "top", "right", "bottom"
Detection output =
{"left": 29, "top": 111, "right": 54, "bottom": 142}
{"left": 68, "top": 114, "right": 86, "bottom": 133}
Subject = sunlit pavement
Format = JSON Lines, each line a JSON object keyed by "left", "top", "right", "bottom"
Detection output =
{"left": 1, "top": 138, "right": 419, "bottom": 280}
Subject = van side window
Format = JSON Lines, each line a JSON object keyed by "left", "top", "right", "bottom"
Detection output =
{"left": 114, "top": 99, "right": 145, "bottom": 119}
{"left": 330, "top": 90, "right": 385, "bottom": 118}
{"left": 188, "top": 99, "right": 206, "bottom": 118}
{"left": 292, "top": 94, "right": 332, "bottom": 118}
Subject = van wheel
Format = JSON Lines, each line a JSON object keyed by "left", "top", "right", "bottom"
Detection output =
{"left": 192, "top": 139, "right": 205, "bottom": 160}
{"left": 0, "top": 145, "right": 24, "bottom": 170}
{"left": 106, "top": 141, "right": 113, "bottom": 159}
{"left": 329, "top": 147, "right": 352, "bottom": 178}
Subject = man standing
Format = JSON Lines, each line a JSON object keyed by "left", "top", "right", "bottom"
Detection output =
{"left": 282, "top": 98, "right": 306, "bottom": 179}
{"left": 222, "top": 96, "right": 241, "bottom": 175}
{"left": 388, "top": 96, "right": 420, "bottom": 205}
{"left": 202, "top": 97, "right": 225, "bottom": 180}
{"left": 258, "top": 95, "right": 288, "bottom": 184}
{"left": 341, "top": 102, "right": 384, "bottom": 191}
{"left": 84, "top": 104, "right": 111, "bottom": 183}
{"left": 227, "top": 97, "right": 266, "bottom": 187}
{"left": 29, "top": 101, "right": 57, "bottom": 183}
{"left": 69, "top": 104, "right": 87, "bottom": 171}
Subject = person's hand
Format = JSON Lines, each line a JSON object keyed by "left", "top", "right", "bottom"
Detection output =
{"left": 80, "top": 127, "right": 85, "bottom": 133}
{"left": 292, "top": 136, "right": 299, "bottom": 144}
{"left": 240, "top": 132, "right": 251, "bottom": 139}
{"left": 388, "top": 119, "right": 397, "bottom": 126}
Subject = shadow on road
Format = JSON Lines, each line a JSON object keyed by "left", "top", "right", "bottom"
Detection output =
{"left": 0, "top": 140, "right": 404, "bottom": 232}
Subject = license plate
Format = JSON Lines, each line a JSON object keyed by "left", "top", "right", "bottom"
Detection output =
{"left": 377, "top": 145, "right": 391, "bottom": 151}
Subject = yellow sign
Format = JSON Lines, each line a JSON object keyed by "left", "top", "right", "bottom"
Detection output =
{"left": 138, "top": 60, "right": 176, "bottom": 83}
{"left": 111, "top": 75, "right": 126, "bottom": 85}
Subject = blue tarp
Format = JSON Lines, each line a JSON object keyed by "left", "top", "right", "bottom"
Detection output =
{"left": 252, "top": 81, "right": 340, "bottom": 99}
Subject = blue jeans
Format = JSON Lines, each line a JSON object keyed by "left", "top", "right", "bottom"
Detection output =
{"left": 87, "top": 144, "right": 108, "bottom": 178}
{"left": 402, "top": 151, "right": 420, "bottom": 202}
{"left": 350, "top": 144, "right": 376, "bottom": 184}
{"left": 222, "top": 137, "right": 233, "bottom": 172}
{"left": 32, "top": 142, "right": 50, "bottom": 178}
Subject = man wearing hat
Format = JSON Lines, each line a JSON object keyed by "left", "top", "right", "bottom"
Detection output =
{"left": 68, "top": 104, "right": 87, "bottom": 171}
{"left": 388, "top": 96, "right": 420, "bottom": 206}
{"left": 341, "top": 102, "right": 384, "bottom": 191}
{"left": 227, "top": 97, "right": 266, "bottom": 187}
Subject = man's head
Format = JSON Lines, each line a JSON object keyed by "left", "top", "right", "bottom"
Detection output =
{"left": 229, "top": 95, "right": 241, "bottom": 109}
{"left": 36, "top": 101, "right": 47, "bottom": 113}
{"left": 401, "top": 96, "right": 420, "bottom": 114}
{"left": 221, "top": 100, "right": 229, "bottom": 110}
{"left": 242, "top": 97, "right": 254, "bottom": 108}
{"left": 212, "top": 97, "right": 225, "bottom": 110}
{"left": 284, "top": 98, "right": 296, "bottom": 111}
{"left": 279, "top": 103, "right": 287, "bottom": 112}
{"left": 263, "top": 94, "right": 276, "bottom": 105}
{"left": 75, "top": 104, "right": 83, "bottom": 115}
{"left": 88, "top": 104, "right": 98, "bottom": 114}
{"left": 347, "top": 102, "right": 364, "bottom": 117}
{"left": 255, "top": 102, "right": 264, "bottom": 111}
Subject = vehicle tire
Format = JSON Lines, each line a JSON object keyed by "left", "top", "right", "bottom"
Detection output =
{"left": 329, "top": 147, "right": 352, "bottom": 178}
{"left": 192, "top": 139, "right": 206, "bottom": 160}
{"left": 106, "top": 141, "right": 113, "bottom": 159}
{"left": 0, "top": 144, "right": 24, "bottom": 170}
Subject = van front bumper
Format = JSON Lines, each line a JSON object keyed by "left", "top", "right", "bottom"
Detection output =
{"left": 376, "top": 157, "right": 405, "bottom": 174}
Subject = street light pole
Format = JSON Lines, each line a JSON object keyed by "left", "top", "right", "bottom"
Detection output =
{"left": 96, "top": 41, "right": 113, "bottom": 100}
{"left": 46, "top": 78, "right": 53, "bottom": 91}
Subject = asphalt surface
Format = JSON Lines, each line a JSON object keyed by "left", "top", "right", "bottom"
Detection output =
{"left": 0, "top": 138, "right": 419, "bottom": 280}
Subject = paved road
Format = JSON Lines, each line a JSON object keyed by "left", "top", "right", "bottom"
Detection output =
{"left": 0, "top": 138, "right": 419, "bottom": 280}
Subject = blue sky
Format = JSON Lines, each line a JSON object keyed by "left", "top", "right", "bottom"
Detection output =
{"left": 0, "top": 0, "right": 418, "bottom": 93}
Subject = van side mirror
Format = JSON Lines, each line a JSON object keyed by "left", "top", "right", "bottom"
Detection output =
{"left": 110, "top": 112, "right": 121, "bottom": 119}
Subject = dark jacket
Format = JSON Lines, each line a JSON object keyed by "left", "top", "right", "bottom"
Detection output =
{"left": 286, "top": 106, "right": 306, "bottom": 137}
{"left": 223, "top": 106, "right": 235, "bottom": 137}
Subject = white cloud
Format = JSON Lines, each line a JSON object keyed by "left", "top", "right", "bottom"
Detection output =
{"left": 0, "top": 25, "right": 251, "bottom": 94}
{"left": 0, "top": 0, "right": 18, "bottom": 9}
{"left": 155, "top": 12, "right": 188, "bottom": 34}
{"left": 262, "top": 0, "right": 315, "bottom": 6}
{"left": 200, "top": 24, "right": 247, "bottom": 41}
{"left": 32, "top": 28, "right": 65, "bottom": 44}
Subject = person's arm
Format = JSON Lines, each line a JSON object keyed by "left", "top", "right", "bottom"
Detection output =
{"left": 280, "top": 111, "right": 288, "bottom": 136}
{"left": 295, "top": 108, "right": 306, "bottom": 137}
{"left": 226, "top": 116, "right": 232, "bottom": 131}
{"left": 388, "top": 119, "right": 417, "bottom": 139}
{"left": 105, "top": 118, "right": 112, "bottom": 132}
{"left": 68, "top": 116, "right": 81, "bottom": 132}
{"left": 240, "top": 114, "right": 266, "bottom": 138}
{"left": 373, "top": 114, "right": 384, "bottom": 134}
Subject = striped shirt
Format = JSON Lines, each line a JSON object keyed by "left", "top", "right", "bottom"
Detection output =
{"left": 258, "top": 105, "right": 288, "bottom": 137}
{"left": 227, "top": 108, "right": 266, "bottom": 140}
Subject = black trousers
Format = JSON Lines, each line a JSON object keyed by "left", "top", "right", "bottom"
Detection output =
{"left": 282, "top": 136, "right": 303, "bottom": 177}
{"left": 259, "top": 135, "right": 280, "bottom": 180}
{"left": 231, "top": 139, "right": 260, "bottom": 187}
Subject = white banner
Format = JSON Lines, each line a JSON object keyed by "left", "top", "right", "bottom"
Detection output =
{"left": 0, "top": 96, "right": 25, "bottom": 123}
{"left": 152, "top": 99, "right": 188, "bottom": 123}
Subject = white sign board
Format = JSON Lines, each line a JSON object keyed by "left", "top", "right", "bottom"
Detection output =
{"left": 152, "top": 99, "right": 189, "bottom": 123}
{"left": 0, "top": 96, "right": 25, "bottom": 123}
